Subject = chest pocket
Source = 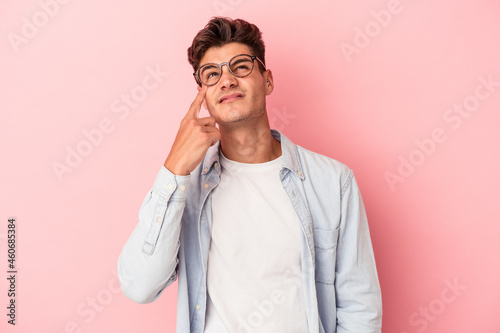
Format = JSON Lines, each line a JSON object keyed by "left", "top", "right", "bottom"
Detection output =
{"left": 313, "top": 228, "right": 339, "bottom": 285}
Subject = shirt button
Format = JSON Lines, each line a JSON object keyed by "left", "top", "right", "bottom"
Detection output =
{"left": 179, "top": 185, "right": 186, "bottom": 191}
{"left": 204, "top": 183, "right": 209, "bottom": 189}
{"left": 297, "top": 171, "right": 302, "bottom": 176}
{"left": 156, "top": 217, "right": 162, "bottom": 223}
{"left": 203, "top": 168, "right": 208, "bottom": 173}
{"left": 214, "top": 162, "right": 218, "bottom": 168}
{"left": 195, "top": 304, "right": 201, "bottom": 311}
{"left": 167, "top": 184, "right": 173, "bottom": 190}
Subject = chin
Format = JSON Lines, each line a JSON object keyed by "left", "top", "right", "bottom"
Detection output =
{"left": 217, "top": 111, "right": 253, "bottom": 125}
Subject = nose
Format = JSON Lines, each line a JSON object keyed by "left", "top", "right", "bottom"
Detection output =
{"left": 219, "top": 63, "right": 238, "bottom": 89}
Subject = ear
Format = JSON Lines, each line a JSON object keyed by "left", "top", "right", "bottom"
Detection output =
{"left": 264, "top": 70, "right": 274, "bottom": 95}
{"left": 197, "top": 85, "right": 208, "bottom": 109}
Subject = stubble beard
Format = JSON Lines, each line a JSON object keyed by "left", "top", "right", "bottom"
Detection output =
{"left": 212, "top": 100, "right": 266, "bottom": 126}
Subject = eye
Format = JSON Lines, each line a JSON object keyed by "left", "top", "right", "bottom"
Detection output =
{"left": 231, "top": 60, "right": 252, "bottom": 75}
{"left": 207, "top": 71, "right": 219, "bottom": 79}
{"left": 200, "top": 64, "right": 219, "bottom": 81}
{"left": 202, "top": 70, "right": 220, "bottom": 84}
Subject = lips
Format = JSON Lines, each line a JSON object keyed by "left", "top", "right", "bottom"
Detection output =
{"left": 219, "top": 93, "right": 243, "bottom": 103}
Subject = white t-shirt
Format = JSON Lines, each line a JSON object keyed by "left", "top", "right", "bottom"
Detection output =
{"left": 204, "top": 151, "right": 308, "bottom": 333}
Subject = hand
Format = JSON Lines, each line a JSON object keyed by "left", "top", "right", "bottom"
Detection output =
{"left": 164, "top": 86, "right": 220, "bottom": 175}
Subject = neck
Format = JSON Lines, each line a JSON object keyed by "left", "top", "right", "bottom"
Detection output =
{"left": 218, "top": 116, "right": 281, "bottom": 163}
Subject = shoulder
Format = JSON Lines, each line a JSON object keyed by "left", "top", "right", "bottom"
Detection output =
{"left": 297, "top": 143, "right": 352, "bottom": 176}
{"left": 277, "top": 130, "right": 349, "bottom": 174}
{"left": 276, "top": 130, "right": 354, "bottom": 191}
{"left": 294, "top": 145, "right": 356, "bottom": 199}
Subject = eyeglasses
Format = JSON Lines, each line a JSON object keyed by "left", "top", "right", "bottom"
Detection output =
{"left": 193, "top": 54, "right": 266, "bottom": 86}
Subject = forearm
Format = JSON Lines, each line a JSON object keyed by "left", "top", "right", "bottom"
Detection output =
{"left": 118, "top": 166, "right": 190, "bottom": 303}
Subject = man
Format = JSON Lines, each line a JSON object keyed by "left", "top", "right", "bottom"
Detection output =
{"left": 118, "top": 17, "right": 382, "bottom": 333}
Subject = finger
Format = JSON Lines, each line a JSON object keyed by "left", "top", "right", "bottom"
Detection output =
{"left": 208, "top": 134, "right": 220, "bottom": 146}
{"left": 202, "top": 125, "right": 219, "bottom": 133}
{"left": 186, "top": 85, "right": 207, "bottom": 119}
{"left": 202, "top": 125, "right": 220, "bottom": 137}
{"left": 198, "top": 116, "right": 216, "bottom": 127}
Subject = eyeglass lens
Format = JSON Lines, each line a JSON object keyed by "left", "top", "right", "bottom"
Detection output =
{"left": 199, "top": 55, "right": 254, "bottom": 86}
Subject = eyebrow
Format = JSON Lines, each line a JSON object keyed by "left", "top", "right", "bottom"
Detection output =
{"left": 200, "top": 64, "right": 218, "bottom": 74}
{"left": 231, "top": 58, "right": 251, "bottom": 66}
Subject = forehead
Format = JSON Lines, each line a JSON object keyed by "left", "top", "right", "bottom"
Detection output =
{"left": 199, "top": 42, "right": 253, "bottom": 65}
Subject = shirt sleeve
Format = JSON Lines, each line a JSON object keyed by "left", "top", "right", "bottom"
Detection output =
{"left": 335, "top": 170, "right": 383, "bottom": 332}
{"left": 117, "top": 166, "right": 191, "bottom": 304}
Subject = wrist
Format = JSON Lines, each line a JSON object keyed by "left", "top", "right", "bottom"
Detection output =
{"left": 164, "top": 159, "right": 190, "bottom": 176}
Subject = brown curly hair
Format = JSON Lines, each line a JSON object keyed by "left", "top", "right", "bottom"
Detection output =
{"left": 187, "top": 17, "right": 266, "bottom": 85}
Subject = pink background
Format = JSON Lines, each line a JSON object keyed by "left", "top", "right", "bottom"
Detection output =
{"left": 2, "top": 0, "right": 500, "bottom": 332}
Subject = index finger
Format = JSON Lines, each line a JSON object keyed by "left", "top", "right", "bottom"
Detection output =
{"left": 187, "top": 85, "right": 208, "bottom": 119}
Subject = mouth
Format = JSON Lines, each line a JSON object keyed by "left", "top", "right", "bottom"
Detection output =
{"left": 219, "top": 93, "right": 244, "bottom": 104}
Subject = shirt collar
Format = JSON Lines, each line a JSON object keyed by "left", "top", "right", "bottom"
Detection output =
{"left": 201, "top": 129, "right": 305, "bottom": 180}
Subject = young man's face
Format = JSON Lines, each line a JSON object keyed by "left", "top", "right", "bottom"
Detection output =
{"left": 197, "top": 42, "right": 273, "bottom": 126}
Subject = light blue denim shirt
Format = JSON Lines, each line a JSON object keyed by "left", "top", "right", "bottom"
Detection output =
{"left": 118, "top": 129, "right": 382, "bottom": 332}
